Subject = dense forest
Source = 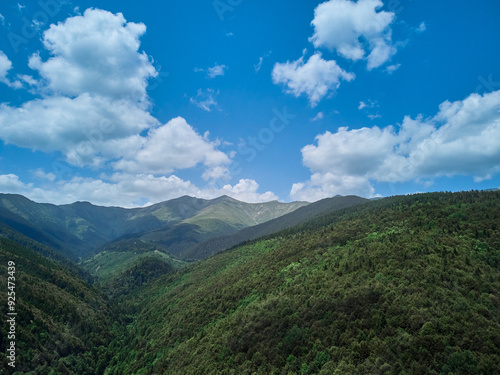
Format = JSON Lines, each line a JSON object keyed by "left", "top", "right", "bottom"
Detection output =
{"left": 0, "top": 238, "right": 116, "bottom": 374}
{"left": 109, "top": 190, "right": 500, "bottom": 374}
{"left": 1, "top": 190, "right": 500, "bottom": 374}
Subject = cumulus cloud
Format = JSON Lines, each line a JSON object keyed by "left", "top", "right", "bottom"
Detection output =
{"left": 221, "top": 179, "right": 278, "bottom": 203}
{"left": 272, "top": 52, "right": 355, "bottom": 107}
{"left": 0, "top": 9, "right": 161, "bottom": 168}
{"left": 0, "top": 51, "right": 12, "bottom": 82}
{"left": 291, "top": 90, "right": 500, "bottom": 201}
{"left": 291, "top": 173, "right": 376, "bottom": 202}
{"left": 0, "top": 174, "right": 32, "bottom": 193}
{"left": 0, "top": 51, "right": 22, "bottom": 89}
{"left": 309, "top": 0, "right": 397, "bottom": 69}
{"left": 114, "top": 117, "right": 231, "bottom": 179}
{"left": 0, "top": 94, "right": 158, "bottom": 166}
{"left": 28, "top": 8, "right": 156, "bottom": 101}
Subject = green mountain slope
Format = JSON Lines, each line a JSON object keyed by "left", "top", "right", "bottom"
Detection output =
{"left": 183, "top": 196, "right": 309, "bottom": 231}
{"left": 115, "top": 196, "right": 309, "bottom": 259}
{"left": 107, "top": 191, "right": 500, "bottom": 374}
{"left": 0, "top": 194, "right": 307, "bottom": 260}
{"left": 83, "top": 244, "right": 185, "bottom": 298}
{"left": 183, "top": 195, "right": 368, "bottom": 260}
{"left": 0, "top": 238, "right": 115, "bottom": 374}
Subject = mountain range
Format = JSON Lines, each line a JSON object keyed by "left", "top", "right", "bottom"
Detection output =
{"left": 0, "top": 193, "right": 308, "bottom": 261}
{"left": 1, "top": 190, "right": 499, "bottom": 374}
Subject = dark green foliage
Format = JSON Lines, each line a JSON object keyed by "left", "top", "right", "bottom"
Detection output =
{"left": 105, "top": 191, "right": 500, "bottom": 374}
{"left": 2, "top": 190, "right": 500, "bottom": 374}
{"left": 103, "top": 255, "right": 176, "bottom": 299}
{"left": 0, "top": 238, "right": 115, "bottom": 374}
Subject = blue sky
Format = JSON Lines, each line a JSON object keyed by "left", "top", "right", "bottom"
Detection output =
{"left": 0, "top": 0, "right": 499, "bottom": 206}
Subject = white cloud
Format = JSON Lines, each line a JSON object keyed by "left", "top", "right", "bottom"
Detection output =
{"left": 190, "top": 88, "right": 219, "bottom": 112}
{"left": 385, "top": 63, "right": 401, "bottom": 74}
{"left": 0, "top": 94, "right": 158, "bottom": 166}
{"left": 195, "top": 63, "right": 227, "bottom": 79}
{"left": 207, "top": 63, "right": 227, "bottom": 78}
{"left": 29, "top": 8, "right": 156, "bottom": 101}
{"left": 311, "top": 112, "right": 324, "bottom": 122}
{"left": 254, "top": 51, "right": 272, "bottom": 73}
{"left": 291, "top": 173, "right": 376, "bottom": 202}
{"left": 113, "top": 117, "right": 231, "bottom": 179}
{"left": 17, "top": 74, "right": 37, "bottom": 86}
{"left": 0, "top": 51, "right": 12, "bottom": 82}
{"left": 302, "top": 126, "right": 398, "bottom": 176}
{"left": 358, "top": 99, "right": 380, "bottom": 119}
{"left": 254, "top": 57, "right": 264, "bottom": 73}
{"left": 309, "top": 0, "right": 397, "bottom": 69}
{"left": 0, "top": 13, "right": 4, "bottom": 26}
{"left": 291, "top": 89, "right": 500, "bottom": 201}
{"left": 22, "top": 174, "right": 198, "bottom": 207}
{"left": 0, "top": 9, "right": 162, "bottom": 168}
{"left": 0, "top": 51, "right": 22, "bottom": 89}
{"left": 272, "top": 52, "right": 355, "bottom": 107}
{"left": 417, "top": 22, "right": 427, "bottom": 33}
{"left": 33, "top": 169, "right": 56, "bottom": 182}
{"left": 0, "top": 9, "right": 232, "bottom": 190}
{"left": 221, "top": 179, "right": 278, "bottom": 203}
{"left": 0, "top": 174, "right": 32, "bottom": 194}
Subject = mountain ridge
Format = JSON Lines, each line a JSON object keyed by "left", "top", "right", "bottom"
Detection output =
{"left": 181, "top": 195, "right": 368, "bottom": 259}
{"left": 0, "top": 193, "right": 308, "bottom": 260}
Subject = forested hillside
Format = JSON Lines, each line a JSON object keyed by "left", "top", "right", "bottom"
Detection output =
{"left": 105, "top": 191, "right": 500, "bottom": 374}
{"left": 1, "top": 191, "right": 499, "bottom": 374}
{"left": 0, "top": 238, "right": 116, "bottom": 374}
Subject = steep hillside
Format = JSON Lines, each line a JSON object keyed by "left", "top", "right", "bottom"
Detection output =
{"left": 183, "top": 195, "right": 367, "bottom": 259}
{"left": 0, "top": 238, "right": 116, "bottom": 374}
{"left": 83, "top": 244, "right": 185, "bottom": 298}
{"left": 107, "top": 191, "right": 500, "bottom": 374}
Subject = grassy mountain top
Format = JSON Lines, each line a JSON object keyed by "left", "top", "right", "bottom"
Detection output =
{"left": 107, "top": 190, "right": 500, "bottom": 374}
{"left": 184, "top": 195, "right": 367, "bottom": 260}
{"left": 0, "top": 194, "right": 307, "bottom": 260}
{"left": 183, "top": 196, "right": 308, "bottom": 231}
